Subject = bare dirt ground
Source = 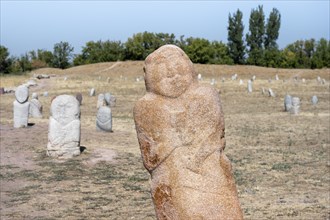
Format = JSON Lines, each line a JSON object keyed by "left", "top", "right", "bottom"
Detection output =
{"left": 1, "top": 61, "right": 329, "bottom": 219}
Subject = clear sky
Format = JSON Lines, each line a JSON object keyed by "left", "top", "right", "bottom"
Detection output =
{"left": 1, "top": 0, "right": 329, "bottom": 57}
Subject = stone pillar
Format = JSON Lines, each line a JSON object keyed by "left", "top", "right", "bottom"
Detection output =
{"left": 290, "top": 97, "right": 300, "bottom": 115}
{"left": 284, "top": 95, "right": 292, "bottom": 112}
{"left": 13, "top": 85, "right": 30, "bottom": 128}
{"left": 29, "top": 96, "right": 43, "bottom": 118}
{"left": 311, "top": 95, "right": 318, "bottom": 105}
{"left": 90, "top": 88, "right": 96, "bottom": 96}
{"left": 268, "top": 88, "right": 275, "bottom": 97}
{"left": 247, "top": 80, "right": 253, "bottom": 93}
{"left": 134, "top": 45, "right": 243, "bottom": 220}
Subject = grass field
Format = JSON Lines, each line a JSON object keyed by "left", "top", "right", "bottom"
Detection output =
{"left": 1, "top": 61, "right": 329, "bottom": 219}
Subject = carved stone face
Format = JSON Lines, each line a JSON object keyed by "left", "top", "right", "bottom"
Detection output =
{"left": 15, "top": 85, "right": 29, "bottom": 103}
{"left": 51, "top": 95, "right": 80, "bottom": 126}
{"left": 144, "top": 45, "right": 196, "bottom": 98}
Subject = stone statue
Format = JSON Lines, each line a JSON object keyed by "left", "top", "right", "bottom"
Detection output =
{"left": 29, "top": 93, "right": 43, "bottom": 118}
{"left": 47, "top": 95, "right": 81, "bottom": 158}
{"left": 134, "top": 45, "right": 243, "bottom": 219}
{"left": 96, "top": 106, "right": 112, "bottom": 132}
{"left": 104, "top": 92, "right": 116, "bottom": 107}
{"left": 13, "top": 85, "right": 30, "bottom": 128}
{"left": 284, "top": 95, "right": 293, "bottom": 112}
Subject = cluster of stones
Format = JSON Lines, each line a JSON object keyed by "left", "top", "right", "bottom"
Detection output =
{"left": 134, "top": 45, "right": 243, "bottom": 219}
{"left": 284, "top": 95, "right": 300, "bottom": 115}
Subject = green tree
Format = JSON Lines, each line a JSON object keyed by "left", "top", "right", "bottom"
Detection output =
{"left": 246, "top": 5, "right": 265, "bottom": 65}
{"left": 210, "top": 41, "right": 233, "bottom": 64}
{"left": 312, "top": 38, "right": 330, "bottom": 68}
{"left": 37, "top": 49, "right": 53, "bottom": 66}
{"left": 28, "top": 49, "right": 54, "bottom": 69}
{"left": 52, "top": 41, "right": 74, "bottom": 69}
{"left": 124, "top": 32, "right": 176, "bottom": 60}
{"left": 18, "top": 53, "right": 32, "bottom": 72}
{"left": 101, "top": 40, "right": 124, "bottom": 62}
{"left": 264, "top": 8, "right": 281, "bottom": 50}
{"left": 0, "top": 45, "right": 12, "bottom": 73}
{"left": 74, "top": 40, "right": 124, "bottom": 65}
{"left": 184, "top": 37, "right": 212, "bottom": 64}
{"left": 263, "top": 8, "right": 281, "bottom": 67}
{"left": 125, "top": 33, "right": 145, "bottom": 60}
{"left": 227, "top": 9, "right": 245, "bottom": 64}
{"left": 176, "top": 35, "right": 187, "bottom": 51}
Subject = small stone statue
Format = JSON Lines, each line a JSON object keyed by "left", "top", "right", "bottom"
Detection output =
{"left": 47, "top": 95, "right": 81, "bottom": 158}
{"left": 13, "top": 85, "right": 30, "bottom": 128}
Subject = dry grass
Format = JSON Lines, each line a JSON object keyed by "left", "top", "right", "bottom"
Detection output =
{"left": 0, "top": 61, "right": 329, "bottom": 219}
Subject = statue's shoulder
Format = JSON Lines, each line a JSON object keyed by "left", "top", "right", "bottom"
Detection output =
{"left": 189, "top": 84, "right": 221, "bottom": 102}
{"left": 133, "top": 93, "right": 163, "bottom": 118}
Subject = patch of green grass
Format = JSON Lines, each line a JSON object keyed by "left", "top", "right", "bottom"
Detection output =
{"left": 6, "top": 185, "right": 41, "bottom": 206}
{"left": 233, "top": 169, "right": 246, "bottom": 186}
{"left": 271, "top": 163, "right": 292, "bottom": 171}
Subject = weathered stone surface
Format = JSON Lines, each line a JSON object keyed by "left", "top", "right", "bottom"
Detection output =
{"left": 26, "top": 79, "right": 37, "bottom": 87}
{"left": 268, "top": 88, "right": 275, "bottom": 97}
{"left": 13, "top": 85, "right": 30, "bottom": 128}
{"left": 134, "top": 45, "right": 243, "bottom": 220}
{"left": 47, "top": 95, "right": 81, "bottom": 158}
{"left": 15, "top": 85, "right": 29, "bottom": 104}
{"left": 96, "top": 106, "right": 112, "bottom": 132}
{"left": 311, "top": 95, "right": 318, "bottom": 105}
{"left": 76, "top": 92, "right": 83, "bottom": 105}
{"left": 97, "top": 94, "right": 106, "bottom": 109}
{"left": 247, "top": 80, "right": 253, "bottom": 93}
{"left": 90, "top": 88, "right": 96, "bottom": 96}
{"left": 197, "top": 73, "right": 202, "bottom": 80}
{"left": 284, "top": 95, "right": 292, "bottom": 112}
{"left": 36, "top": 74, "right": 50, "bottom": 79}
{"left": 32, "top": 92, "right": 38, "bottom": 99}
{"left": 13, "top": 101, "right": 30, "bottom": 128}
{"left": 104, "top": 92, "right": 116, "bottom": 107}
{"left": 29, "top": 98, "right": 43, "bottom": 118}
{"left": 290, "top": 97, "right": 300, "bottom": 115}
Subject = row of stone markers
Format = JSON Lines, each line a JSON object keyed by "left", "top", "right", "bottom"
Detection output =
{"left": 13, "top": 84, "right": 116, "bottom": 158}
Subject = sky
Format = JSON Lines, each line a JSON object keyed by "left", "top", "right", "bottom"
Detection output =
{"left": 1, "top": 0, "right": 329, "bottom": 57}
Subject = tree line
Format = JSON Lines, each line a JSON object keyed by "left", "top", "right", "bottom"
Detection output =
{"left": 1, "top": 5, "right": 329, "bottom": 74}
